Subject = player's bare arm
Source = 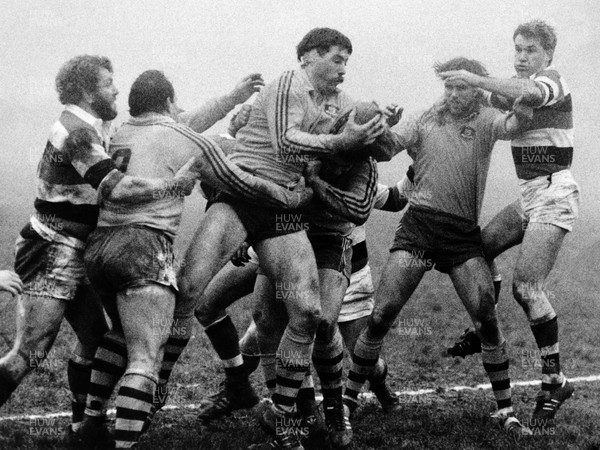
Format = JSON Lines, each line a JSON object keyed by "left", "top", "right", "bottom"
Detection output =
{"left": 65, "top": 128, "right": 196, "bottom": 204}
{"left": 439, "top": 69, "right": 544, "bottom": 106}
{"left": 179, "top": 73, "right": 264, "bottom": 133}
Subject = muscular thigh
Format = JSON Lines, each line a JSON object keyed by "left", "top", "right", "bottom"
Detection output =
{"left": 481, "top": 200, "right": 524, "bottom": 260}
{"left": 117, "top": 284, "right": 176, "bottom": 366}
{"left": 177, "top": 202, "right": 248, "bottom": 307}
{"left": 255, "top": 231, "right": 320, "bottom": 316}
{"left": 195, "top": 261, "right": 258, "bottom": 325}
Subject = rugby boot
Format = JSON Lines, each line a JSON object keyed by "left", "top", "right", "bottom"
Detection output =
{"left": 323, "top": 398, "right": 352, "bottom": 448}
{"left": 296, "top": 399, "right": 327, "bottom": 440}
{"left": 257, "top": 405, "right": 305, "bottom": 450}
{"left": 446, "top": 328, "right": 481, "bottom": 358}
{"left": 531, "top": 378, "right": 574, "bottom": 429}
{"left": 490, "top": 409, "right": 533, "bottom": 438}
{"left": 77, "top": 415, "right": 115, "bottom": 449}
{"left": 198, "top": 379, "right": 260, "bottom": 424}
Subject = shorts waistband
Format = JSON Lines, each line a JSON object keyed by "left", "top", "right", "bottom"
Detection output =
{"left": 408, "top": 205, "right": 476, "bottom": 226}
{"left": 518, "top": 169, "right": 575, "bottom": 187}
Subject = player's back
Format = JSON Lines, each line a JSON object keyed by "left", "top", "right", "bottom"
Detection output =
{"left": 97, "top": 113, "right": 196, "bottom": 239}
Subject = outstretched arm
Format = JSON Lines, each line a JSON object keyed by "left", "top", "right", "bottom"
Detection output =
{"left": 438, "top": 70, "right": 544, "bottom": 107}
{"left": 179, "top": 73, "right": 264, "bottom": 133}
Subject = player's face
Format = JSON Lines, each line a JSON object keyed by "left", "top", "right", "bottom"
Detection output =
{"left": 444, "top": 79, "right": 479, "bottom": 117}
{"left": 513, "top": 34, "right": 552, "bottom": 78}
{"left": 309, "top": 46, "right": 350, "bottom": 95}
{"left": 90, "top": 67, "right": 119, "bottom": 121}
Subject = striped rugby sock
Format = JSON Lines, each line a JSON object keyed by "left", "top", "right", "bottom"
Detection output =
{"left": 261, "top": 353, "right": 277, "bottom": 396}
{"left": 344, "top": 331, "right": 382, "bottom": 408}
{"left": 85, "top": 333, "right": 127, "bottom": 418}
{"left": 273, "top": 326, "right": 314, "bottom": 414}
{"left": 148, "top": 334, "right": 191, "bottom": 419}
{"left": 531, "top": 316, "right": 563, "bottom": 390}
{"left": 297, "top": 372, "right": 316, "bottom": 403}
{"left": 115, "top": 370, "right": 156, "bottom": 448}
{"left": 482, "top": 340, "right": 512, "bottom": 411}
{"left": 313, "top": 328, "right": 344, "bottom": 404}
{"left": 204, "top": 315, "right": 246, "bottom": 383}
{"left": 67, "top": 355, "right": 93, "bottom": 425}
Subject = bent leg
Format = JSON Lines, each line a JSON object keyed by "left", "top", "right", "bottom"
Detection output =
{"left": 513, "top": 225, "right": 568, "bottom": 389}
{"left": 178, "top": 203, "right": 248, "bottom": 313}
{"left": 0, "top": 294, "right": 66, "bottom": 406}
{"left": 344, "top": 250, "right": 426, "bottom": 409}
{"left": 255, "top": 232, "right": 321, "bottom": 414}
{"left": 482, "top": 200, "right": 525, "bottom": 261}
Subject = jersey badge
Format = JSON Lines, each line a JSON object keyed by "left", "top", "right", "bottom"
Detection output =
{"left": 324, "top": 104, "right": 340, "bottom": 117}
{"left": 460, "top": 126, "right": 476, "bottom": 140}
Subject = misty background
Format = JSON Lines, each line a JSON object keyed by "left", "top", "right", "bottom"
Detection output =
{"left": 0, "top": 0, "right": 598, "bottom": 266}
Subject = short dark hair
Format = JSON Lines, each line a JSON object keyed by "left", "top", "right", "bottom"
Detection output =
{"left": 296, "top": 28, "right": 352, "bottom": 61}
{"left": 434, "top": 57, "right": 489, "bottom": 77}
{"left": 513, "top": 20, "right": 557, "bottom": 53}
{"left": 55, "top": 55, "right": 112, "bottom": 105}
{"left": 128, "top": 70, "right": 174, "bottom": 117}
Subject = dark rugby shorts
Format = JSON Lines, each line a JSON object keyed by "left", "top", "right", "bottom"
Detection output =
{"left": 390, "top": 206, "right": 483, "bottom": 273}
{"left": 212, "top": 194, "right": 308, "bottom": 245}
{"left": 256, "top": 232, "right": 352, "bottom": 282}
{"left": 84, "top": 225, "right": 178, "bottom": 296}
{"left": 308, "top": 232, "right": 352, "bottom": 282}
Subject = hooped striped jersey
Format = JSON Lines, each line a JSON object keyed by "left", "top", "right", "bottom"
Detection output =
{"left": 491, "top": 66, "right": 573, "bottom": 180}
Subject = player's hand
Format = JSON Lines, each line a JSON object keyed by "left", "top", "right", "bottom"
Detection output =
{"left": 438, "top": 70, "right": 482, "bottom": 87}
{"left": 338, "top": 108, "right": 386, "bottom": 150}
{"left": 382, "top": 103, "right": 403, "bottom": 127}
{"left": 172, "top": 157, "right": 200, "bottom": 196}
{"left": 0, "top": 270, "right": 23, "bottom": 296}
{"left": 228, "top": 104, "right": 252, "bottom": 137}
{"left": 303, "top": 160, "right": 322, "bottom": 184}
{"left": 512, "top": 95, "right": 534, "bottom": 122}
{"left": 229, "top": 73, "right": 265, "bottom": 105}
{"left": 231, "top": 242, "right": 251, "bottom": 267}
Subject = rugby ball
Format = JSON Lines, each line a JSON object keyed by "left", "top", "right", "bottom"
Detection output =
{"left": 329, "top": 101, "right": 399, "bottom": 162}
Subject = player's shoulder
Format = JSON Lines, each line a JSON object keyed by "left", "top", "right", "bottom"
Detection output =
{"left": 534, "top": 66, "right": 563, "bottom": 83}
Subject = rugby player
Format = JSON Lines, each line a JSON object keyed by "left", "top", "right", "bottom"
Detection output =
{"left": 0, "top": 55, "right": 202, "bottom": 435}
{"left": 77, "top": 69, "right": 315, "bottom": 448}
{"left": 176, "top": 28, "right": 386, "bottom": 449}
{"left": 343, "top": 57, "right": 533, "bottom": 436}
{"left": 440, "top": 20, "right": 577, "bottom": 428}
{"left": 193, "top": 175, "right": 409, "bottom": 430}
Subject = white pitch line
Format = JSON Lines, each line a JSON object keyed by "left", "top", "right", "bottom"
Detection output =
{"left": 1, "top": 374, "right": 599, "bottom": 423}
